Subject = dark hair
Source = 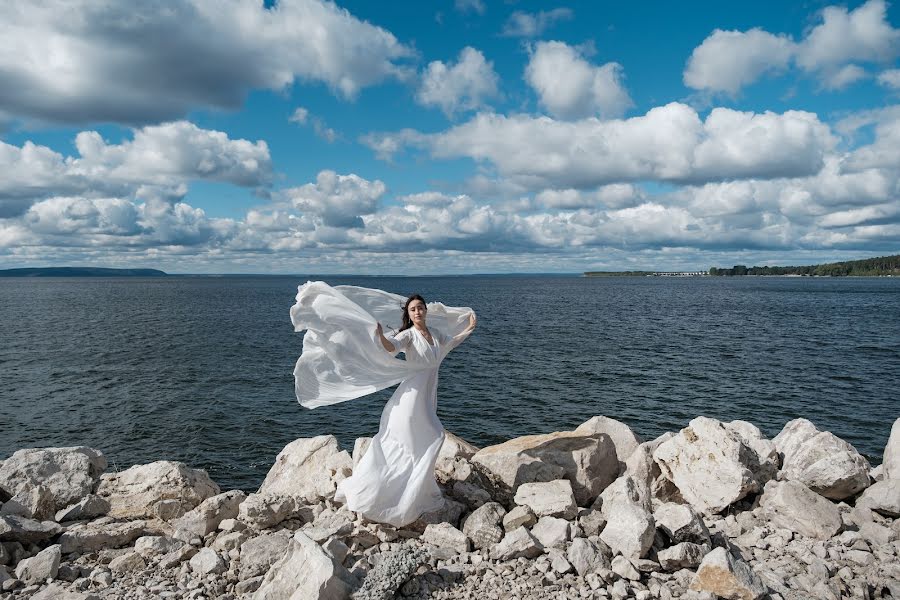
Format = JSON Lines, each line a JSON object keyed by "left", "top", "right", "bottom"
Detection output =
{"left": 398, "top": 294, "right": 427, "bottom": 332}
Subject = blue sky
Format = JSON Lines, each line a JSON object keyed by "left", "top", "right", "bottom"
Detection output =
{"left": 1, "top": 0, "right": 898, "bottom": 273}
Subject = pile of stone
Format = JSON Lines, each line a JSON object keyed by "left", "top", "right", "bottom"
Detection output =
{"left": 1, "top": 415, "right": 898, "bottom": 600}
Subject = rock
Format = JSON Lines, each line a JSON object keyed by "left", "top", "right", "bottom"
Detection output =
{"left": 236, "top": 576, "right": 265, "bottom": 595}
{"left": 724, "top": 421, "right": 779, "bottom": 485}
{"left": 58, "top": 519, "right": 146, "bottom": 553}
{"left": 884, "top": 418, "right": 900, "bottom": 480}
{"left": 172, "top": 489, "right": 245, "bottom": 537}
{"left": 189, "top": 547, "right": 226, "bottom": 575}
{"left": 257, "top": 435, "right": 353, "bottom": 503}
{"left": 531, "top": 516, "right": 571, "bottom": 549}
{"left": 0, "top": 515, "right": 61, "bottom": 543}
{"left": 30, "top": 583, "right": 99, "bottom": 600}
{"left": 134, "top": 535, "right": 184, "bottom": 557}
{"left": 657, "top": 542, "right": 708, "bottom": 571}
{"left": 654, "top": 502, "right": 711, "bottom": 546}
{"left": 238, "top": 493, "right": 296, "bottom": 529}
{"left": 574, "top": 416, "right": 643, "bottom": 471}
{"left": 351, "top": 437, "right": 372, "bottom": 469}
{"left": 549, "top": 548, "right": 573, "bottom": 574}
{"left": 599, "top": 502, "right": 655, "bottom": 559}
{"left": 435, "top": 431, "right": 480, "bottom": 475}
{"left": 859, "top": 521, "right": 895, "bottom": 545}
{"left": 321, "top": 537, "right": 349, "bottom": 563}
{"left": 774, "top": 419, "right": 870, "bottom": 500}
{"left": 353, "top": 542, "right": 429, "bottom": 600}
{"left": 856, "top": 479, "right": 900, "bottom": 517}
{"left": 407, "top": 497, "right": 467, "bottom": 533}
{"left": 513, "top": 480, "right": 578, "bottom": 519}
{"left": 471, "top": 431, "right": 618, "bottom": 505}
{"left": 422, "top": 522, "right": 469, "bottom": 557}
{"left": 108, "top": 551, "right": 146, "bottom": 573}
{"left": 611, "top": 555, "right": 641, "bottom": 581}
{"left": 0, "top": 485, "right": 55, "bottom": 520}
{"left": 489, "top": 525, "right": 543, "bottom": 560}
{"left": 0, "top": 447, "right": 107, "bottom": 515}
{"left": 596, "top": 474, "right": 651, "bottom": 517}
{"left": 159, "top": 543, "right": 198, "bottom": 569}
{"left": 690, "top": 547, "right": 766, "bottom": 600}
{"left": 450, "top": 480, "right": 492, "bottom": 508}
{"left": 653, "top": 417, "right": 761, "bottom": 514}
{"left": 758, "top": 480, "right": 841, "bottom": 540}
{"left": 502, "top": 505, "right": 536, "bottom": 532}
{"left": 239, "top": 530, "right": 293, "bottom": 579}
{"left": 96, "top": 461, "right": 219, "bottom": 520}
{"left": 15, "top": 544, "right": 60, "bottom": 583}
{"left": 252, "top": 530, "right": 357, "bottom": 599}
{"left": 567, "top": 537, "right": 611, "bottom": 575}
{"left": 54, "top": 495, "right": 110, "bottom": 522}
{"left": 460, "top": 501, "right": 505, "bottom": 549}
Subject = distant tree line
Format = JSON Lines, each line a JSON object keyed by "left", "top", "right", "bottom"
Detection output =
{"left": 709, "top": 255, "right": 900, "bottom": 277}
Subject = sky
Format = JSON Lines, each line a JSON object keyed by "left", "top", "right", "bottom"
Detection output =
{"left": 1, "top": 0, "right": 899, "bottom": 274}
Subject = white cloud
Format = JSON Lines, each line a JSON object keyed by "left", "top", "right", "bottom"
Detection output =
{"left": 290, "top": 107, "right": 338, "bottom": 142}
{"left": 289, "top": 107, "right": 309, "bottom": 125}
{"left": 821, "top": 64, "right": 868, "bottom": 90}
{"left": 0, "top": 0, "right": 414, "bottom": 126}
{"left": 683, "top": 28, "right": 795, "bottom": 94}
{"left": 877, "top": 68, "right": 900, "bottom": 89}
{"left": 417, "top": 47, "right": 500, "bottom": 117}
{"left": 283, "top": 170, "right": 386, "bottom": 228}
{"left": 502, "top": 8, "right": 573, "bottom": 38}
{"left": 525, "top": 41, "right": 632, "bottom": 119}
{"left": 454, "top": 0, "right": 485, "bottom": 16}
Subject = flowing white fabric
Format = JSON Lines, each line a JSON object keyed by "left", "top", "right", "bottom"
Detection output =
{"left": 290, "top": 280, "right": 475, "bottom": 526}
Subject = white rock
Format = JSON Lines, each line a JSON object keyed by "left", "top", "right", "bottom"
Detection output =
{"left": 58, "top": 519, "right": 146, "bottom": 553}
{"left": 574, "top": 415, "right": 643, "bottom": 471}
{"left": 351, "top": 437, "right": 372, "bottom": 469}
{"left": 883, "top": 417, "right": 900, "bottom": 480}
{"left": 15, "top": 544, "right": 60, "bottom": 583}
{"left": 0, "top": 485, "right": 55, "bottom": 520}
{"left": 597, "top": 474, "right": 651, "bottom": 517}
{"left": 489, "top": 526, "right": 543, "bottom": 561}
{"left": 653, "top": 417, "right": 761, "bottom": 514}
{"left": 422, "top": 522, "right": 469, "bottom": 554}
{"left": 599, "top": 502, "right": 655, "bottom": 559}
{"left": 758, "top": 480, "right": 841, "bottom": 540}
{"left": 172, "top": 489, "right": 246, "bottom": 537}
{"left": 530, "top": 516, "right": 571, "bottom": 549}
{"left": 566, "top": 537, "right": 611, "bottom": 575}
{"left": 725, "top": 420, "right": 779, "bottom": 485}
{"left": 54, "top": 494, "right": 110, "bottom": 522}
{"left": 653, "top": 502, "right": 710, "bottom": 546}
{"left": 96, "top": 461, "right": 219, "bottom": 520}
{"left": 29, "top": 582, "right": 97, "bottom": 600}
{"left": 190, "top": 547, "right": 226, "bottom": 575}
{"left": 109, "top": 551, "right": 147, "bottom": 573}
{"left": 775, "top": 419, "right": 870, "bottom": 500}
{"left": 134, "top": 535, "right": 184, "bottom": 557}
{"left": 472, "top": 430, "right": 618, "bottom": 505}
{"left": 252, "top": 530, "right": 356, "bottom": 600}
{"left": 611, "top": 555, "right": 640, "bottom": 581}
{"left": 435, "top": 431, "right": 480, "bottom": 477}
{"left": 460, "top": 501, "right": 505, "bottom": 549}
{"left": 856, "top": 479, "right": 900, "bottom": 517}
{"left": 502, "top": 505, "right": 536, "bottom": 532}
{"left": 237, "top": 493, "right": 296, "bottom": 529}
{"left": 322, "top": 537, "right": 350, "bottom": 564}
{"left": 257, "top": 436, "right": 353, "bottom": 503}
{"left": 689, "top": 547, "right": 766, "bottom": 600}
{"left": 657, "top": 542, "right": 708, "bottom": 571}
{"left": 239, "top": 530, "right": 293, "bottom": 579}
{"left": 513, "top": 480, "right": 578, "bottom": 519}
{"left": 0, "top": 447, "right": 106, "bottom": 515}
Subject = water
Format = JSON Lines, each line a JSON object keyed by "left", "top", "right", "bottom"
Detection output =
{"left": 1, "top": 275, "right": 898, "bottom": 492}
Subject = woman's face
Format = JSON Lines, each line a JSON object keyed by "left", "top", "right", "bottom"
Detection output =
{"left": 407, "top": 299, "right": 427, "bottom": 327}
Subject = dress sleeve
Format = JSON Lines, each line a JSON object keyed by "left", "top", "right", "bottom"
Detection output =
{"left": 384, "top": 329, "right": 411, "bottom": 355}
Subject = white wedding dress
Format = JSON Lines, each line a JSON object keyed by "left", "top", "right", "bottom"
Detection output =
{"left": 290, "top": 281, "right": 474, "bottom": 527}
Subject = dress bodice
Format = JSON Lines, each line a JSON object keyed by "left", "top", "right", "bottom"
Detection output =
{"left": 388, "top": 327, "right": 446, "bottom": 367}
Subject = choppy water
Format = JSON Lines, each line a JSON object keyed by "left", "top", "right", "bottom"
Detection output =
{"left": 1, "top": 275, "right": 898, "bottom": 492}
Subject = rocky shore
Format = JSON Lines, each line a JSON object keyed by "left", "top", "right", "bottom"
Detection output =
{"left": 1, "top": 415, "right": 898, "bottom": 600}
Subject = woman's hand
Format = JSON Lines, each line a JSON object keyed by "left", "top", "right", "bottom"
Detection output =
{"left": 375, "top": 322, "right": 395, "bottom": 353}
{"left": 376, "top": 322, "right": 384, "bottom": 337}
{"left": 467, "top": 312, "right": 477, "bottom": 332}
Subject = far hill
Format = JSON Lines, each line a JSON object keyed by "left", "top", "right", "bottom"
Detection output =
{"left": 709, "top": 254, "right": 900, "bottom": 277}
{"left": 0, "top": 267, "right": 168, "bottom": 277}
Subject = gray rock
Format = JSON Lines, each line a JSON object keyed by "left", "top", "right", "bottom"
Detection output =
{"left": 567, "top": 537, "right": 611, "bottom": 575}
{"left": 502, "top": 505, "right": 536, "bottom": 532}
{"left": 513, "top": 479, "right": 577, "bottom": 519}
{"left": 189, "top": 547, "right": 226, "bottom": 575}
{"left": 856, "top": 479, "right": 900, "bottom": 517}
{"left": 657, "top": 542, "right": 708, "bottom": 571}
{"left": 883, "top": 417, "right": 900, "bottom": 480}
{"left": 108, "top": 551, "right": 146, "bottom": 573}
{"left": 407, "top": 497, "right": 467, "bottom": 533}
{"left": 236, "top": 575, "right": 265, "bottom": 595}
{"left": 725, "top": 420, "right": 779, "bottom": 485}
{"left": 759, "top": 480, "right": 841, "bottom": 540}
{"left": 172, "top": 489, "right": 246, "bottom": 537}
{"left": 134, "top": 535, "right": 184, "bottom": 557}
{"left": 489, "top": 526, "right": 543, "bottom": 560}
{"left": 238, "top": 493, "right": 296, "bottom": 530}
{"left": 239, "top": 530, "right": 293, "bottom": 579}
{"left": 0, "top": 515, "right": 61, "bottom": 543}
{"left": 654, "top": 502, "right": 710, "bottom": 546}
{"left": 421, "top": 522, "right": 469, "bottom": 556}
{"left": 460, "top": 501, "right": 505, "bottom": 549}
{"left": 58, "top": 519, "right": 146, "bottom": 553}
{"left": 30, "top": 582, "right": 99, "bottom": 600}
{"left": 351, "top": 542, "right": 428, "bottom": 600}
{"left": 531, "top": 515, "right": 571, "bottom": 549}
{"left": 611, "top": 555, "right": 641, "bottom": 581}
{"left": 54, "top": 495, "right": 110, "bottom": 522}
{"left": 574, "top": 415, "right": 643, "bottom": 472}
{"left": 0, "top": 485, "right": 55, "bottom": 520}
{"left": 689, "top": 547, "right": 766, "bottom": 600}
{"left": 97, "top": 461, "right": 219, "bottom": 520}
{"left": 577, "top": 508, "right": 606, "bottom": 537}
{"left": 0, "top": 447, "right": 107, "bottom": 515}
{"left": 15, "top": 544, "right": 60, "bottom": 583}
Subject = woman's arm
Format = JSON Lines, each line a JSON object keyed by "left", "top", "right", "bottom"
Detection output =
{"left": 450, "top": 312, "right": 477, "bottom": 347}
{"left": 375, "top": 323, "right": 396, "bottom": 353}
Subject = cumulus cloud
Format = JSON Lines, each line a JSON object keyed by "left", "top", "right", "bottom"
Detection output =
{"left": 454, "top": 0, "right": 485, "bottom": 16}
{"left": 0, "top": 0, "right": 414, "bottom": 126}
{"left": 283, "top": 170, "right": 386, "bottom": 228}
{"left": 877, "top": 68, "right": 900, "bottom": 89}
{"left": 502, "top": 8, "right": 573, "bottom": 38}
{"left": 683, "top": 29, "right": 795, "bottom": 94}
{"left": 290, "top": 107, "right": 338, "bottom": 142}
{"left": 683, "top": 0, "right": 899, "bottom": 94}
{"left": 364, "top": 103, "right": 836, "bottom": 188}
{"left": 417, "top": 47, "right": 500, "bottom": 117}
{"left": 0, "top": 121, "right": 271, "bottom": 217}
{"left": 525, "top": 41, "right": 632, "bottom": 119}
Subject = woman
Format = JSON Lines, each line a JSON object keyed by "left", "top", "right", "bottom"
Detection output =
{"left": 290, "top": 281, "right": 476, "bottom": 527}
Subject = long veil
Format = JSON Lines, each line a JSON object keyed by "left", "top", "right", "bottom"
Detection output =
{"left": 290, "top": 280, "right": 473, "bottom": 409}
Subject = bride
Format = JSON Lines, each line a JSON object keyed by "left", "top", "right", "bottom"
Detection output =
{"left": 290, "top": 281, "right": 477, "bottom": 527}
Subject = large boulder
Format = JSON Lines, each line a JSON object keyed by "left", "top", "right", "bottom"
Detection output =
{"left": 471, "top": 431, "right": 618, "bottom": 505}
{"left": 599, "top": 502, "right": 655, "bottom": 559}
{"left": 724, "top": 420, "right": 779, "bottom": 485}
{"left": 758, "top": 480, "right": 841, "bottom": 540}
{"left": 489, "top": 526, "right": 543, "bottom": 561}
{"left": 0, "top": 485, "right": 55, "bottom": 520}
{"left": 773, "top": 418, "right": 870, "bottom": 500}
{"left": 252, "top": 530, "right": 357, "bottom": 600}
{"left": 422, "top": 522, "right": 469, "bottom": 555}
{"left": 237, "top": 493, "right": 296, "bottom": 530}
{"left": 257, "top": 436, "right": 352, "bottom": 503}
{"left": 0, "top": 515, "right": 61, "bottom": 543}
{"left": 513, "top": 480, "right": 577, "bottom": 519}
{"left": 0, "top": 447, "right": 107, "bottom": 514}
{"left": 55, "top": 494, "right": 110, "bottom": 522}
{"left": 856, "top": 479, "right": 900, "bottom": 517}
{"left": 14, "top": 544, "right": 60, "bottom": 584}
{"left": 97, "top": 461, "right": 219, "bottom": 520}
{"left": 566, "top": 537, "right": 611, "bottom": 575}
{"left": 689, "top": 547, "right": 766, "bottom": 600}
{"left": 239, "top": 530, "right": 293, "bottom": 580}
{"left": 172, "top": 490, "right": 246, "bottom": 537}
{"left": 460, "top": 501, "right": 505, "bottom": 549}
{"left": 574, "top": 416, "right": 643, "bottom": 472}
{"left": 58, "top": 519, "right": 146, "bottom": 553}
{"left": 653, "top": 502, "right": 710, "bottom": 546}
{"left": 883, "top": 418, "right": 900, "bottom": 480}
{"left": 653, "top": 417, "right": 761, "bottom": 514}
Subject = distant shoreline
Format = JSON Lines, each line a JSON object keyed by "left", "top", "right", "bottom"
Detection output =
{"left": 0, "top": 267, "right": 168, "bottom": 277}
